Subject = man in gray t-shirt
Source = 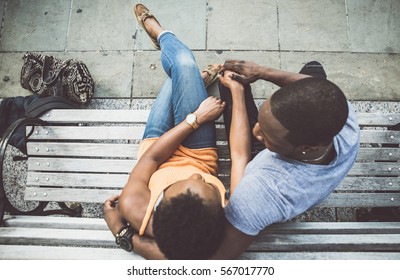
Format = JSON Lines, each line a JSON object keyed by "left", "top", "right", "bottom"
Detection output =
{"left": 213, "top": 60, "right": 360, "bottom": 259}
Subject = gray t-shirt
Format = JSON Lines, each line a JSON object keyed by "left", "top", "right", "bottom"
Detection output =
{"left": 225, "top": 102, "right": 360, "bottom": 236}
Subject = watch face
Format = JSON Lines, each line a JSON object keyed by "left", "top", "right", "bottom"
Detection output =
{"left": 119, "top": 236, "right": 133, "bottom": 252}
{"left": 187, "top": 114, "right": 196, "bottom": 124}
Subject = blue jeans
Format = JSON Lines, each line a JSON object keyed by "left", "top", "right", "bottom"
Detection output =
{"left": 143, "top": 32, "right": 216, "bottom": 149}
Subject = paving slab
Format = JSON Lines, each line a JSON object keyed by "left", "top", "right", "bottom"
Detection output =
{"left": 207, "top": 0, "right": 278, "bottom": 50}
{"left": 347, "top": 0, "right": 400, "bottom": 53}
{"left": 67, "top": 0, "right": 136, "bottom": 51}
{"left": 67, "top": 51, "right": 133, "bottom": 98}
{"left": 137, "top": 0, "right": 207, "bottom": 50}
{"left": 281, "top": 52, "right": 400, "bottom": 101}
{"left": 0, "top": 0, "right": 4, "bottom": 25}
{"left": 0, "top": 52, "right": 31, "bottom": 97}
{"left": 279, "top": 0, "right": 349, "bottom": 52}
{"left": 0, "top": 0, "right": 70, "bottom": 51}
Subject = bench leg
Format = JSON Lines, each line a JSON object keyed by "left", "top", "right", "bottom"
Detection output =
{"left": 1, "top": 118, "right": 82, "bottom": 220}
{"left": 41, "top": 202, "right": 83, "bottom": 217}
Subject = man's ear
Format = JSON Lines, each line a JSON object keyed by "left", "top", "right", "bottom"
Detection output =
{"left": 253, "top": 123, "right": 264, "bottom": 142}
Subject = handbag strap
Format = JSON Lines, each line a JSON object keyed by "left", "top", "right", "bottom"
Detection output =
{"left": 42, "top": 57, "right": 70, "bottom": 97}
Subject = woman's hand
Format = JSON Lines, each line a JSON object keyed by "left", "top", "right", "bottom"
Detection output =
{"left": 103, "top": 194, "right": 126, "bottom": 236}
{"left": 218, "top": 70, "right": 245, "bottom": 92}
{"left": 194, "top": 96, "right": 226, "bottom": 125}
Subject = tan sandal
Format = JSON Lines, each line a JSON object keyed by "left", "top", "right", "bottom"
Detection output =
{"left": 203, "top": 64, "right": 222, "bottom": 88}
{"left": 133, "top": 4, "right": 161, "bottom": 50}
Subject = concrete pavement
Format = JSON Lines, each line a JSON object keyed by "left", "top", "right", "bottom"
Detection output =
{"left": 0, "top": 0, "right": 399, "bottom": 101}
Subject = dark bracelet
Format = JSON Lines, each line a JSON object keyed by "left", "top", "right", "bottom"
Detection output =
{"left": 115, "top": 225, "right": 136, "bottom": 252}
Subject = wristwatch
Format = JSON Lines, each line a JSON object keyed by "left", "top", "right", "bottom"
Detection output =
{"left": 115, "top": 225, "right": 136, "bottom": 252}
{"left": 186, "top": 113, "right": 200, "bottom": 129}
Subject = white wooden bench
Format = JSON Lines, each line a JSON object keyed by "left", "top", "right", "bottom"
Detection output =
{"left": 0, "top": 109, "right": 399, "bottom": 259}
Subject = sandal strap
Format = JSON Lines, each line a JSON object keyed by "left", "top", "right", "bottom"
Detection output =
{"left": 202, "top": 69, "right": 213, "bottom": 75}
{"left": 202, "top": 65, "right": 221, "bottom": 75}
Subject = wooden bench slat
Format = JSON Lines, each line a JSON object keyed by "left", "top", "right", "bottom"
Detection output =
{"left": 0, "top": 245, "right": 143, "bottom": 260}
{"left": 356, "top": 147, "right": 400, "bottom": 161}
{"left": 25, "top": 187, "right": 119, "bottom": 203}
{"left": 359, "top": 130, "right": 400, "bottom": 144}
{"left": 1, "top": 245, "right": 398, "bottom": 260}
{"left": 27, "top": 126, "right": 228, "bottom": 141}
{"left": 27, "top": 159, "right": 231, "bottom": 175}
{"left": 26, "top": 126, "right": 400, "bottom": 144}
{"left": 1, "top": 227, "right": 398, "bottom": 252}
{"left": 347, "top": 162, "right": 400, "bottom": 176}
{"left": 26, "top": 172, "right": 129, "bottom": 187}
{"left": 320, "top": 193, "right": 400, "bottom": 208}
{"left": 23, "top": 186, "right": 400, "bottom": 207}
{"left": 27, "top": 142, "right": 140, "bottom": 157}
{"left": 339, "top": 177, "right": 400, "bottom": 191}
{"left": 24, "top": 142, "right": 400, "bottom": 162}
{"left": 240, "top": 252, "right": 400, "bottom": 260}
{"left": 28, "top": 126, "right": 145, "bottom": 140}
{"left": 41, "top": 109, "right": 151, "bottom": 123}
{"left": 249, "top": 233, "right": 400, "bottom": 251}
{"left": 0, "top": 227, "right": 115, "bottom": 247}
{"left": 26, "top": 142, "right": 230, "bottom": 158}
{"left": 28, "top": 158, "right": 136, "bottom": 173}
{"left": 25, "top": 173, "right": 399, "bottom": 191}
{"left": 40, "top": 110, "right": 400, "bottom": 127}
{"left": 356, "top": 113, "right": 400, "bottom": 126}
{"left": 26, "top": 171, "right": 228, "bottom": 188}
{"left": 26, "top": 159, "right": 400, "bottom": 177}
{"left": 2, "top": 216, "right": 108, "bottom": 230}
{"left": 5, "top": 216, "right": 400, "bottom": 234}
{"left": 263, "top": 221, "right": 400, "bottom": 234}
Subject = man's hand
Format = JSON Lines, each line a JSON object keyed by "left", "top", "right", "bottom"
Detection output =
{"left": 220, "top": 60, "right": 263, "bottom": 84}
{"left": 194, "top": 96, "right": 226, "bottom": 125}
{"left": 103, "top": 195, "right": 125, "bottom": 236}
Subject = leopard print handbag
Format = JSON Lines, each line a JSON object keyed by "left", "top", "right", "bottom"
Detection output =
{"left": 20, "top": 52, "right": 95, "bottom": 106}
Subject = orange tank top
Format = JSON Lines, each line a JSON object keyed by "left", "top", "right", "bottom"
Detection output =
{"left": 138, "top": 138, "right": 226, "bottom": 235}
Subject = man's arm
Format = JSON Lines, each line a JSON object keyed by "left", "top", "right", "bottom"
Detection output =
{"left": 221, "top": 60, "right": 311, "bottom": 88}
{"left": 211, "top": 220, "right": 255, "bottom": 259}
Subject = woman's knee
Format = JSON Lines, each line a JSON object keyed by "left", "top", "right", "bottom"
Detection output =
{"left": 175, "top": 52, "right": 197, "bottom": 71}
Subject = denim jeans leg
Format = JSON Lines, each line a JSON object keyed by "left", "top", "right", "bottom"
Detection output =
{"left": 157, "top": 32, "right": 216, "bottom": 149}
{"left": 142, "top": 78, "right": 174, "bottom": 139}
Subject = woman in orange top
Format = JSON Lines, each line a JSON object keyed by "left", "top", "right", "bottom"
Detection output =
{"left": 104, "top": 4, "right": 227, "bottom": 260}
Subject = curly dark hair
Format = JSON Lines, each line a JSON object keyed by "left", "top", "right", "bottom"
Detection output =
{"left": 270, "top": 77, "right": 348, "bottom": 146}
{"left": 153, "top": 190, "right": 225, "bottom": 260}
